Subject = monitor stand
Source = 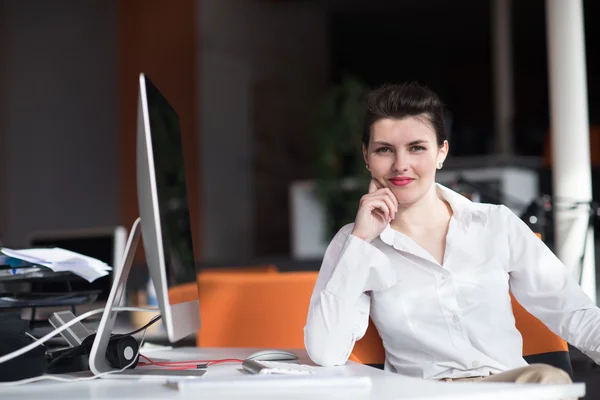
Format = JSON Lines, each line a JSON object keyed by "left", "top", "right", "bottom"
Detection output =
{"left": 88, "top": 217, "right": 205, "bottom": 379}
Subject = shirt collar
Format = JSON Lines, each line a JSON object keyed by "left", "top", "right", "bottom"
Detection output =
{"left": 379, "top": 183, "right": 486, "bottom": 248}
{"left": 435, "top": 183, "right": 486, "bottom": 226}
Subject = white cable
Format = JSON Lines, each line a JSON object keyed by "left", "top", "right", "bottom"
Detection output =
{"left": 0, "top": 327, "right": 149, "bottom": 387}
{"left": 0, "top": 306, "right": 158, "bottom": 365}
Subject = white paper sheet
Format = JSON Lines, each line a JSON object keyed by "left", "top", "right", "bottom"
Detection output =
{"left": 1, "top": 247, "right": 112, "bottom": 282}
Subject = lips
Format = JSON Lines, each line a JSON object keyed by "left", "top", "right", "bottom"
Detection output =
{"left": 389, "top": 177, "right": 414, "bottom": 186}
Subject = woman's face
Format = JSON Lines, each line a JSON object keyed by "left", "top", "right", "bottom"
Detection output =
{"left": 363, "top": 116, "right": 448, "bottom": 206}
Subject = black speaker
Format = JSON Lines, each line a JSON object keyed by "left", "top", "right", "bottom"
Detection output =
{"left": 105, "top": 334, "right": 140, "bottom": 369}
{"left": 0, "top": 313, "right": 47, "bottom": 382}
{"left": 47, "top": 332, "right": 140, "bottom": 374}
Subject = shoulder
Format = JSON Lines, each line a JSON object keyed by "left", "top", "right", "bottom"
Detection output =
{"left": 460, "top": 202, "right": 520, "bottom": 232}
{"left": 467, "top": 201, "right": 513, "bottom": 218}
{"left": 485, "top": 203, "right": 519, "bottom": 222}
{"left": 438, "top": 184, "right": 512, "bottom": 225}
{"left": 473, "top": 202, "right": 513, "bottom": 216}
{"left": 470, "top": 203, "right": 532, "bottom": 239}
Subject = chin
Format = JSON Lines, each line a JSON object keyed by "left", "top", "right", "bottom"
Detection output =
{"left": 391, "top": 189, "right": 421, "bottom": 205}
{"left": 391, "top": 183, "right": 430, "bottom": 205}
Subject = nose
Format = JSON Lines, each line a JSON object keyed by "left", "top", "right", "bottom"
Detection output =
{"left": 392, "top": 153, "right": 408, "bottom": 171}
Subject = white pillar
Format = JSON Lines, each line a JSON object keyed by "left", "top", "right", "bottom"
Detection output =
{"left": 492, "top": 0, "right": 514, "bottom": 155}
{"left": 546, "top": 0, "right": 596, "bottom": 303}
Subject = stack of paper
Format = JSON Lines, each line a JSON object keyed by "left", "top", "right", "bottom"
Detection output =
{"left": 0, "top": 247, "right": 112, "bottom": 282}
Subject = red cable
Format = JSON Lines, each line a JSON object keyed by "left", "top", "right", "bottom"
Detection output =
{"left": 138, "top": 354, "right": 244, "bottom": 369}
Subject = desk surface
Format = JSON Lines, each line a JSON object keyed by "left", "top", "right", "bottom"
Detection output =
{"left": 0, "top": 348, "right": 585, "bottom": 400}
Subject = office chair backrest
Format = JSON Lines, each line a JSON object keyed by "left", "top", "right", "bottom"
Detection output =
{"left": 514, "top": 233, "right": 572, "bottom": 375}
{"left": 348, "top": 318, "right": 385, "bottom": 366}
{"left": 194, "top": 271, "right": 317, "bottom": 348}
{"left": 510, "top": 293, "right": 572, "bottom": 376}
{"left": 190, "top": 271, "right": 318, "bottom": 348}
{"left": 167, "top": 264, "right": 278, "bottom": 306}
{"left": 199, "top": 264, "right": 278, "bottom": 274}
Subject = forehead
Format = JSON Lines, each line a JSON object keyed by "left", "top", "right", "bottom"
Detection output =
{"left": 370, "top": 117, "right": 436, "bottom": 143}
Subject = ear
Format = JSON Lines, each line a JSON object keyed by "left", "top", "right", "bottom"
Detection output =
{"left": 437, "top": 140, "right": 449, "bottom": 165}
{"left": 362, "top": 143, "right": 368, "bottom": 166}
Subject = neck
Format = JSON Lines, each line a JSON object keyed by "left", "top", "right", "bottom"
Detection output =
{"left": 391, "top": 183, "right": 450, "bottom": 234}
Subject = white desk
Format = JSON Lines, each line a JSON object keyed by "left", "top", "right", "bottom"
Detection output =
{"left": 0, "top": 348, "right": 585, "bottom": 400}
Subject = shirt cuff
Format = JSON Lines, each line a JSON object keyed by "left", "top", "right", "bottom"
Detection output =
{"left": 324, "top": 234, "right": 396, "bottom": 302}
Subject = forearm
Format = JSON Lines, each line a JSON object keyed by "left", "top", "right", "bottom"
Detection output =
{"left": 304, "top": 233, "right": 396, "bottom": 366}
{"left": 304, "top": 289, "right": 370, "bottom": 366}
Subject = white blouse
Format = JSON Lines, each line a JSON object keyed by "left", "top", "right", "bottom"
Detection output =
{"left": 304, "top": 184, "right": 600, "bottom": 380}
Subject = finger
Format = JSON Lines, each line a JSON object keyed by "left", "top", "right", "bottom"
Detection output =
{"left": 383, "top": 188, "right": 399, "bottom": 212}
{"left": 368, "top": 179, "right": 379, "bottom": 194}
{"left": 378, "top": 195, "right": 396, "bottom": 220}
{"left": 369, "top": 199, "right": 391, "bottom": 221}
{"left": 372, "top": 178, "right": 385, "bottom": 191}
{"left": 366, "top": 190, "right": 396, "bottom": 220}
{"left": 372, "top": 208, "right": 386, "bottom": 222}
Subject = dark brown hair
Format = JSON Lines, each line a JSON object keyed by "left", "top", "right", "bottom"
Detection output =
{"left": 362, "top": 82, "right": 446, "bottom": 147}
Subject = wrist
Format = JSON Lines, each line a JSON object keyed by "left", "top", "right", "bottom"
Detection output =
{"left": 351, "top": 230, "right": 372, "bottom": 243}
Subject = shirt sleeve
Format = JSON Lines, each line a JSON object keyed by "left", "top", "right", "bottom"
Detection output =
{"left": 303, "top": 224, "right": 397, "bottom": 366}
{"left": 503, "top": 205, "right": 600, "bottom": 363}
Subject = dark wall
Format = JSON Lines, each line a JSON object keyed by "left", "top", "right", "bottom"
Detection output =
{"left": 1, "top": 0, "right": 119, "bottom": 247}
{"left": 329, "top": 0, "right": 600, "bottom": 158}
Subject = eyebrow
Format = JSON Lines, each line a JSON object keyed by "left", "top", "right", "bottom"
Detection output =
{"left": 407, "top": 140, "right": 428, "bottom": 146}
{"left": 372, "top": 140, "right": 428, "bottom": 147}
{"left": 372, "top": 141, "right": 395, "bottom": 147}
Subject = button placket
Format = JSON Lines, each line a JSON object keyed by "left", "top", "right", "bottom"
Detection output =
{"left": 452, "top": 312, "right": 460, "bottom": 323}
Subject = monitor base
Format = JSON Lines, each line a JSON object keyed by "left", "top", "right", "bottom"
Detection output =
{"left": 89, "top": 218, "right": 144, "bottom": 376}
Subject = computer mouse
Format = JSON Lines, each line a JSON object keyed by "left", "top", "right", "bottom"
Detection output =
{"left": 246, "top": 349, "right": 299, "bottom": 361}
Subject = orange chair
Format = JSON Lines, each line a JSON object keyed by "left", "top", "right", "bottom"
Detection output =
{"left": 168, "top": 264, "right": 278, "bottom": 305}
{"left": 168, "top": 271, "right": 318, "bottom": 348}
{"left": 200, "top": 264, "right": 278, "bottom": 274}
{"left": 515, "top": 234, "right": 571, "bottom": 374}
{"left": 510, "top": 293, "right": 571, "bottom": 375}
{"left": 349, "top": 318, "right": 385, "bottom": 366}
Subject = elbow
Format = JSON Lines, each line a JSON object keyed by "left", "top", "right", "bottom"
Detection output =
{"left": 304, "top": 326, "right": 349, "bottom": 367}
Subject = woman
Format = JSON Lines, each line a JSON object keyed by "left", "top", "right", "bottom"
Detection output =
{"left": 304, "top": 82, "right": 600, "bottom": 387}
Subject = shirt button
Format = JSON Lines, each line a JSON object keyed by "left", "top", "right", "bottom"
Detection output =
{"left": 472, "top": 360, "right": 481, "bottom": 368}
{"left": 452, "top": 313, "right": 460, "bottom": 323}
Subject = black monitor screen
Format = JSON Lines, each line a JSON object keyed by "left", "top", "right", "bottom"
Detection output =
{"left": 145, "top": 77, "right": 196, "bottom": 286}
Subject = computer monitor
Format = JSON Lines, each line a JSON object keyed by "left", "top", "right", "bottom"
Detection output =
{"left": 89, "top": 73, "right": 201, "bottom": 376}
{"left": 29, "top": 226, "right": 127, "bottom": 302}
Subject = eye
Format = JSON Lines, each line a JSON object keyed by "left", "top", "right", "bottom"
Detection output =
{"left": 374, "top": 146, "right": 393, "bottom": 153}
{"left": 410, "top": 145, "right": 427, "bottom": 152}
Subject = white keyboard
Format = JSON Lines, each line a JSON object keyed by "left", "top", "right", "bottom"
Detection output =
{"left": 242, "top": 359, "right": 316, "bottom": 375}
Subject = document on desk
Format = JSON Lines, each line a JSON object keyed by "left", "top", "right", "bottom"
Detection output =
{"left": 0, "top": 247, "right": 112, "bottom": 282}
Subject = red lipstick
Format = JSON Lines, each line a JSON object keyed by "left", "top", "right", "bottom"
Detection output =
{"left": 389, "top": 177, "right": 414, "bottom": 187}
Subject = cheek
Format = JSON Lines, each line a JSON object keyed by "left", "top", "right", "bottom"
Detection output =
{"left": 368, "top": 157, "right": 389, "bottom": 173}
{"left": 414, "top": 157, "right": 437, "bottom": 175}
